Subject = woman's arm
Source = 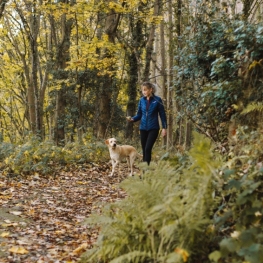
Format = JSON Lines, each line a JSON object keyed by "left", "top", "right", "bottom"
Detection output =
{"left": 158, "top": 97, "right": 167, "bottom": 129}
{"left": 130, "top": 99, "right": 142, "bottom": 122}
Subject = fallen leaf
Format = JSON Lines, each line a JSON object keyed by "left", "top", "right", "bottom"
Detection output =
{"left": 2, "top": 223, "right": 19, "bottom": 227}
{"left": 1, "top": 232, "right": 10, "bottom": 237}
{"left": 72, "top": 243, "right": 88, "bottom": 255}
{"left": 9, "top": 246, "right": 29, "bottom": 254}
{"left": 9, "top": 211, "right": 22, "bottom": 216}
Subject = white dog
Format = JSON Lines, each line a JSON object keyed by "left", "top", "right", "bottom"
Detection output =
{"left": 105, "top": 138, "right": 141, "bottom": 177}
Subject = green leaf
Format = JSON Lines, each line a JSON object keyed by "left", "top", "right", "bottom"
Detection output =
{"left": 225, "top": 179, "right": 241, "bottom": 190}
{"left": 209, "top": 251, "right": 221, "bottom": 262}
{"left": 220, "top": 238, "right": 239, "bottom": 253}
{"left": 238, "top": 244, "right": 263, "bottom": 263}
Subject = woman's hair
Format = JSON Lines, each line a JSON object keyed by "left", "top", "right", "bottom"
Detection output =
{"left": 141, "top": 82, "right": 156, "bottom": 93}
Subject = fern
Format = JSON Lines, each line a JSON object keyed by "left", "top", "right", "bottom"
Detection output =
{"left": 241, "top": 102, "right": 263, "bottom": 115}
{"left": 80, "top": 132, "right": 222, "bottom": 263}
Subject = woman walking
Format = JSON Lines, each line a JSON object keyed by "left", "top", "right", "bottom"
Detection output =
{"left": 127, "top": 82, "right": 167, "bottom": 165}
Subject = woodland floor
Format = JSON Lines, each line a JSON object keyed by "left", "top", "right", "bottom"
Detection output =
{"left": 0, "top": 162, "right": 139, "bottom": 263}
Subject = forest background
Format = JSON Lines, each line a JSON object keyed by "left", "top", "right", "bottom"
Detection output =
{"left": 1, "top": 0, "right": 263, "bottom": 262}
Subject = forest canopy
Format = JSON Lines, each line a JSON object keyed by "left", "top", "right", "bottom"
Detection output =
{"left": 0, "top": 0, "right": 261, "bottom": 150}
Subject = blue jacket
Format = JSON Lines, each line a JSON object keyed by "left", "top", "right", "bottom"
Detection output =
{"left": 132, "top": 95, "right": 167, "bottom": 131}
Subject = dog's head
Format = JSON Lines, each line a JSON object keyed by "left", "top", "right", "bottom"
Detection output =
{"left": 105, "top": 138, "right": 117, "bottom": 149}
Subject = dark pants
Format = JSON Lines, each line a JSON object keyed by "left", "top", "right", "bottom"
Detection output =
{"left": 140, "top": 129, "right": 159, "bottom": 165}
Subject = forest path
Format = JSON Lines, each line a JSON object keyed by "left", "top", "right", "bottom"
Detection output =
{"left": 0, "top": 162, "right": 135, "bottom": 262}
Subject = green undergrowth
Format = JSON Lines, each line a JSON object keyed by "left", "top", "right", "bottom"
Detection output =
{"left": 0, "top": 136, "right": 109, "bottom": 175}
{"left": 80, "top": 129, "right": 263, "bottom": 263}
{"left": 209, "top": 127, "right": 263, "bottom": 263}
{"left": 80, "top": 132, "right": 223, "bottom": 263}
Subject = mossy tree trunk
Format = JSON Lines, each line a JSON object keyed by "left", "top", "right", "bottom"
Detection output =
{"left": 125, "top": 11, "right": 143, "bottom": 139}
{"left": 125, "top": 52, "right": 138, "bottom": 139}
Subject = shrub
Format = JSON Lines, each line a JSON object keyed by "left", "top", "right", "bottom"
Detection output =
{"left": 209, "top": 128, "right": 263, "bottom": 263}
{"left": 2, "top": 137, "right": 109, "bottom": 175}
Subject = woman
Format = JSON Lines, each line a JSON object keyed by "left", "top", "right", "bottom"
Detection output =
{"left": 127, "top": 82, "right": 167, "bottom": 165}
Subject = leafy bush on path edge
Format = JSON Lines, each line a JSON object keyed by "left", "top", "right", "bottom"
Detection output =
{"left": 80, "top": 130, "right": 263, "bottom": 263}
{"left": 0, "top": 135, "right": 109, "bottom": 175}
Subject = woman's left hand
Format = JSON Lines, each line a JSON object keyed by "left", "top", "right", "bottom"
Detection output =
{"left": 162, "top": 129, "right": 167, "bottom": 137}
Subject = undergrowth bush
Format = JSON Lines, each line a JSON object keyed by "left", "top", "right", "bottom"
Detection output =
{"left": 80, "top": 133, "right": 223, "bottom": 263}
{"left": 0, "top": 142, "right": 15, "bottom": 160}
{"left": 1, "top": 136, "right": 109, "bottom": 175}
{"left": 209, "top": 128, "right": 263, "bottom": 263}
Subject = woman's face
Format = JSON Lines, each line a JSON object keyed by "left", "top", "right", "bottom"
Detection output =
{"left": 142, "top": 86, "right": 153, "bottom": 97}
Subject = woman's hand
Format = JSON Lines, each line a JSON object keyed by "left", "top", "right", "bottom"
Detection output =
{"left": 161, "top": 129, "right": 167, "bottom": 137}
{"left": 126, "top": 116, "right": 134, "bottom": 122}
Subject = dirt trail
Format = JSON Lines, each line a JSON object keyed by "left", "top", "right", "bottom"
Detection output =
{"left": 0, "top": 162, "right": 131, "bottom": 262}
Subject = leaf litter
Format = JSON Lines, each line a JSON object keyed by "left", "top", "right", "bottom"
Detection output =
{"left": 0, "top": 162, "right": 136, "bottom": 262}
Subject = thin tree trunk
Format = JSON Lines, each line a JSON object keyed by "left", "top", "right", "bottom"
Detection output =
{"left": 125, "top": 6, "right": 144, "bottom": 139}
{"left": 125, "top": 52, "right": 138, "bottom": 139}
{"left": 167, "top": 0, "right": 174, "bottom": 149}
{"left": 185, "top": 121, "right": 192, "bottom": 150}
{"left": 176, "top": 0, "right": 184, "bottom": 148}
{"left": 12, "top": 1, "right": 48, "bottom": 138}
{"left": 160, "top": 17, "right": 167, "bottom": 147}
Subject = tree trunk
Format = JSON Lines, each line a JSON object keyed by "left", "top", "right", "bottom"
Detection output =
{"left": 243, "top": 0, "right": 254, "bottom": 20}
{"left": 96, "top": 77, "right": 112, "bottom": 139}
{"left": 54, "top": 88, "right": 66, "bottom": 146}
{"left": 167, "top": 0, "right": 174, "bottom": 149}
{"left": 53, "top": 3, "right": 74, "bottom": 145}
{"left": 11, "top": 1, "right": 51, "bottom": 139}
{"left": 185, "top": 120, "right": 192, "bottom": 150}
{"left": 0, "top": 0, "right": 8, "bottom": 19}
{"left": 160, "top": 17, "right": 167, "bottom": 147}
{"left": 125, "top": 52, "right": 138, "bottom": 139}
{"left": 175, "top": 0, "right": 184, "bottom": 148}
{"left": 143, "top": 0, "right": 160, "bottom": 81}
{"left": 96, "top": 2, "right": 121, "bottom": 139}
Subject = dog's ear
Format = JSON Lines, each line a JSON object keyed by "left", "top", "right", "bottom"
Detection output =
{"left": 105, "top": 139, "right": 109, "bottom": 145}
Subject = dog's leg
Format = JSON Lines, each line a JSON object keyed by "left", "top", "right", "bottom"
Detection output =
{"left": 126, "top": 157, "right": 131, "bottom": 176}
{"left": 129, "top": 154, "right": 136, "bottom": 176}
{"left": 110, "top": 159, "right": 117, "bottom": 176}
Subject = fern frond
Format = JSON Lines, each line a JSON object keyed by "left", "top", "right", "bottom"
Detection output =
{"left": 110, "top": 251, "right": 151, "bottom": 263}
{"left": 241, "top": 102, "right": 263, "bottom": 115}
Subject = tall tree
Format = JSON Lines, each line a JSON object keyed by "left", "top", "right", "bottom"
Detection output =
{"left": 52, "top": 0, "right": 75, "bottom": 145}
{"left": 142, "top": 0, "right": 161, "bottom": 81}
{"left": 125, "top": 7, "right": 143, "bottom": 139}
{"left": 12, "top": 0, "right": 43, "bottom": 137}
{"left": 96, "top": 1, "right": 121, "bottom": 139}
{"left": 166, "top": 0, "right": 174, "bottom": 148}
